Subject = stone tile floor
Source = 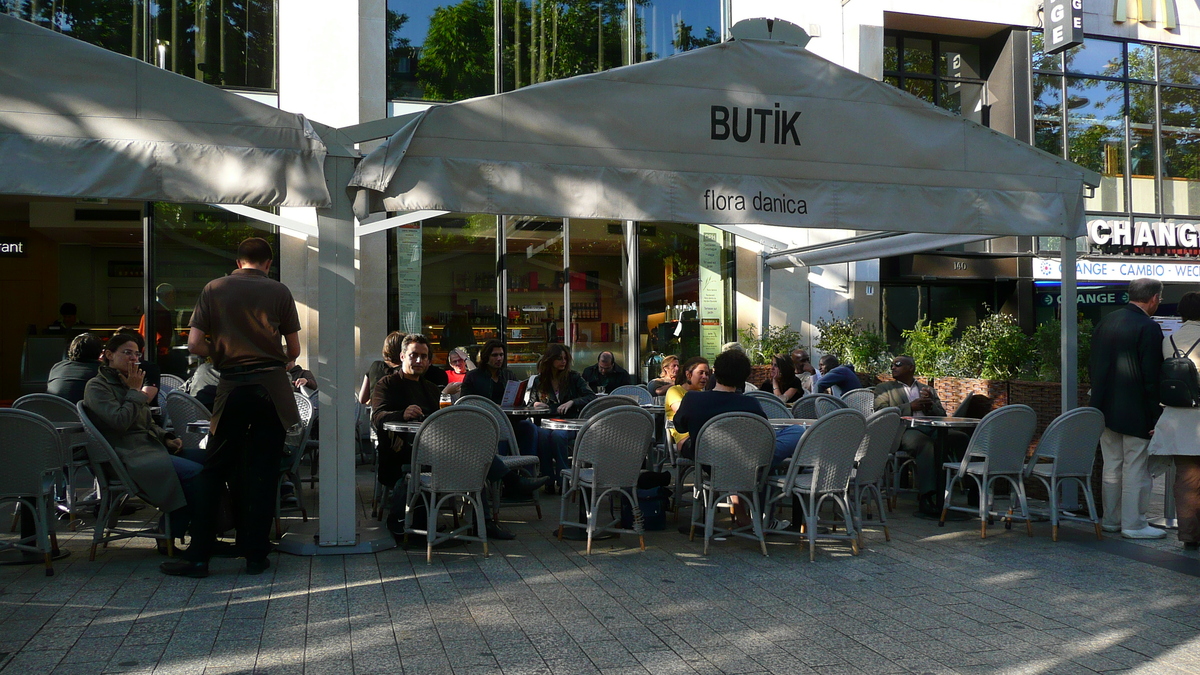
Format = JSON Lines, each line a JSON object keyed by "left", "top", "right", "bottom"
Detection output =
{"left": 2, "top": 470, "right": 1199, "bottom": 675}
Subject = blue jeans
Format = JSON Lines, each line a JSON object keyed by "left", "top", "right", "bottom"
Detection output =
{"left": 536, "top": 427, "right": 573, "bottom": 484}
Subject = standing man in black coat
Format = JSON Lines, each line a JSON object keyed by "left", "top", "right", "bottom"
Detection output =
{"left": 1089, "top": 278, "right": 1166, "bottom": 539}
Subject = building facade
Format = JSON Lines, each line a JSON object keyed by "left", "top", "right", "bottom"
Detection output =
{"left": 5, "top": 0, "right": 1200, "bottom": 399}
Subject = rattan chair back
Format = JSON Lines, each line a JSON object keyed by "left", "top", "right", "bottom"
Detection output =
{"left": 455, "top": 395, "right": 519, "bottom": 451}
{"left": 792, "top": 393, "right": 847, "bottom": 419}
{"left": 76, "top": 402, "right": 142, "bottom": 496}
{"left": 294, "top": 392, "right": 314, "bottom": 426}
{"left": 755, "top": 396, "right": 791, "bottom": 419}
{"left": 572, "top": 406, "right": 655, "bottom": 489}
{"left": 579, "top": 395, "right": 637, "bottom": 418}
{"left": 855, "top": 407, "right": 903, "bottom": 485}
{"left": 842, "top": 388, "right": 877, "bottom": 415}
{"left": 411, "top": 407, "right": 498, "bottom": 493}
{"left": 0, "top": 409, "right": 60, "bottom": 496}
{"left": 785, "top": 408, "right": 866, "bottom": 494}
{"left": 14, "top": 393, "right": 79, "bottom": 424}
{"left": 164, "top": 390, "right": 211, "bottom": 449}
{"left": 1025, "top": 407, "right": 1104, "bottom": 478}
{"left": 693, "top": 412, "right": 775, "bottom": 493}
{"left": 158, "top": 373, "right": 185, "bottom": 395}
{"left": 609, "top": 385, "right": 653, "bottom": 404}
{"left": 957, "top": 405, "right": 1037, "bottom": 476}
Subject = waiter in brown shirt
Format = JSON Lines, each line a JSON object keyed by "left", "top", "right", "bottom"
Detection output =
{"left": 161, "top": 237, "right": 301, "bottom": 578}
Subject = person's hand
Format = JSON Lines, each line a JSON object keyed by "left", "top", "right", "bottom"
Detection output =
{"left": 532, "top": 402, "right": 550, "bottom": 410}
{"left": 122, "top": 363, "right": 145, "bottom": 392}
{"left": 166, "top": 437, "right": 183, "bottom": 453}
{"left": 910, "top": 397, "right": 928, "bottom": 412}
{"left": 557, "top": 400, "right": 574, "bottom": 415}
{"left": 443, "top": 382, "right": 462, "bottom": 395}
{"left": 294, "top": 377, "right": 310, "bottom": 389}
{"left": 402, "top": 405, "right": 424, "bottom": 421}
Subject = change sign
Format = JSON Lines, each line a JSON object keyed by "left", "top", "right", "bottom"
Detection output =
{"left": 1045, "top": 0, "right": 1084, "bottom": 55}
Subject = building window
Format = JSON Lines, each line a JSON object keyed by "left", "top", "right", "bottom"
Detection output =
{"left": 1033, "top": 33, "right": 1200, "bottom": 221}
{"left": 883, "top": 32, "right": 988, "bottom": 125}
{"left": 2, "top": 0, "right": 277, "bottom": 91}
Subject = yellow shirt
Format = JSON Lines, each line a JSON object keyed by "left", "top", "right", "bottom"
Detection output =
{"left": 665, "top": 384, "right": 690, "bottom": 444}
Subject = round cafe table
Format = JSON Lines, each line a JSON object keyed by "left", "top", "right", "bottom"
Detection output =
{"left": 382, "top": 421, "right": 423, "bottom": 434}
{"left": 903, "top": 416, "right": 981, "bottom": 520}
{"left": 186, "top": 420, "right": 211, "bottom": 434}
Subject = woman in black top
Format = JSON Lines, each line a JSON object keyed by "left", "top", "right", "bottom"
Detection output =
{"left": 758, "top": 354, "right": 803, "bottom": 403}
{"left": 528, "top": 344, "right": 595, "bottom": 490}
{"left": 358, "top": 331, "right": 404, "bottom": 404}
{"left": 460, "top": 340, "right": 538, "bottom": 457}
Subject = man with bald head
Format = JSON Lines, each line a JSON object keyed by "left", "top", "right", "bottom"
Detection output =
{"left": 582, "top": 351, "right": 631, "bottom": 393}
{"left": 875, "top": 356, "right": 951, "bottom": 513}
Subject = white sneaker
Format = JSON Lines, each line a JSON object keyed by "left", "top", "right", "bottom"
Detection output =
{"left": 1102, "top": 525, "right": 1121, "bottom": 533}
{"left": 1121, "top": 526, "right": 1167, "bottom": 539}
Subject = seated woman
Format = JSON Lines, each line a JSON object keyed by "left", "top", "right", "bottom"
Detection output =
{"left": 528, "top": 344, "right": 596, "bottom": 492}
{"left": 646, "top": 355, "right": 679, "bottom": 398}
{"left": 460, "top": 340, "right": 538, "bottom": 457}
{"left": 665, "top": 357, "right": 710, "bottom": 448}
{"left": 758, "top": 354, "right": 803, "bottom": 403}
{"left": 358, "top": 331, "right": 405, "bottom": 404}
{"left": 83, "top": 334, "right": 205, "bottom": 543}
{"left": 440, "top": 347, "right": 474, "bottom": 397}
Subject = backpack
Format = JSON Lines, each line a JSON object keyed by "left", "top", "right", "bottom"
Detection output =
{"left": 1160, "top": 335, "right": 1200, "bottom": 407}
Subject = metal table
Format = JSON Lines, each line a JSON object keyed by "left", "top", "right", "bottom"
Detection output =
{"left": 186, "top": 420, "right": 212, "bottom": 433}
{"left": 382, "top": 421, "right": 423, "bottom": 434}
{"left": 502, "top": 407, "right": 551, "bottom": 418}
{"left": 540, "top": 418, "right": 585, "bottom": 431}
{"left": 905, "top": 416, "right": 980, "bottom": 519}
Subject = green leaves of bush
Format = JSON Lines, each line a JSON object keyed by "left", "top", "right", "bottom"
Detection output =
{"left": 738, "top": 324, "right": 803, "bottom": 366}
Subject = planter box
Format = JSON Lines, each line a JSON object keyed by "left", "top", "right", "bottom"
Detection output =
{"left": 748, "top": 365, "right": 772, "bottom": 388}
{"left": 929, "top": 376, "right": 1010, "bottom": 415}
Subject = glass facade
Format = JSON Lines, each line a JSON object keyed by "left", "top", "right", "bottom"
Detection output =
{"left": 1033, "top": 33, "right": 1200, "bottom": 221}
{"left": 883, "top": 33, "right": 988, "bottom": 125}
{"left": 389, "top": 0, "right": 724, "bottom": 101}
{"left": 2, "top": 0, "right": 277, "bottom": 90}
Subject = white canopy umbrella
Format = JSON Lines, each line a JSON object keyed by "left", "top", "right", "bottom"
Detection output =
{"left": 0, "top": 14, "right": 330, "bottom": 207}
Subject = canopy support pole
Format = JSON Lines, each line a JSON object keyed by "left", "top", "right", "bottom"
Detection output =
{"left": 1061, "top": 238, "right": 1078, "bottom": 413}
{"left": 760, "top": 252, "right": 771, "bottom": 333}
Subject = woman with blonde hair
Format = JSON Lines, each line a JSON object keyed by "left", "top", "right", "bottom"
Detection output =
{"left": 647, "top": 354, "right": 679, "bottom": 397}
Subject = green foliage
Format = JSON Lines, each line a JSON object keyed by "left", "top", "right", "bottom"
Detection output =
{"left": 738, "top": 324, "right": 802, "bottom": 366}
{"left": 813, "top": 314, "right": 892, "bottom": 374}
{"left": 951, "top": 312, "right": 1033, "bottom": 380}
{"left": 1032, "top": 317, "right": 1093, "bottom": 384}
{"left": 418, "top": 0, "right": 496, "bottom": 101}
{"left": 901, "top": 318, "right": 957, "bottom": 377}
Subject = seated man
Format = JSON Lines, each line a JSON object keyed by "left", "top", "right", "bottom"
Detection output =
{"left": 874, "top": 356, "right": 966, "bottom": 513}
{"left": 814, "top": 354, "right": 862, "bottom": 396}
{"left": 790, "top": 348, "right": 817, "bottom": 394}
{"left": 47, "top": 333, "right": 103, "bottom": 404}
{"left": 673, "top": 349, "right": 768, "bottom": 460}
{"left": 581, "top": 351, "right": 631, "bottom": 393}
{"left": 372, "top": 334, "right": 542, "bottom": 542}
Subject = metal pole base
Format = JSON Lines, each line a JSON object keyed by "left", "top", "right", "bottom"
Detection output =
{"left": 276, "top": 522, "right": 397, "bottom": 556}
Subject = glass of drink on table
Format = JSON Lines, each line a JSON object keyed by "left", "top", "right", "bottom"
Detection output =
{"left": 440, "top": 394, "right": 452, "bottom": 409}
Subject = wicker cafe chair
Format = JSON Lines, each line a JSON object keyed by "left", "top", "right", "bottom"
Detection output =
{"left": 455, "top": 395, "right": 542, "bottom": 520}
{"left": 275, "top": 416, "right": 310, "bottom": 538}
{"left": 294, "top": 392, "right": 320, "bottom": 487}
{"left": 558, "top": 406, "right": 655, "bottom": 554}
{"left": 163, "top": 390, "right": 211, "bottom": 452}
{"left": 579, "top": 395, "right": 638, "bottom": 418}
{"left": 744, "top": 389, "right": 785, "bottom": 407}
{"left": 404, "top": 407, "right": 499, "bottom": 562}
{"left": 752, "top": 396, "right": 791, "bottom": 420}
{"left": 76, "top": 402, "right": 175, "bottom": 560}
{"left": 156, "top": 373, "right": 186, "bottom": 408}
{"left": 850, "top": 407, "right": 904, "bottom": 545}
{"left": 841, "top": 388, "right": 877, "bottom": 416}
{"left": 0, "top": 409, "right": 62, "bottom": 576}
{"left": 1023, "top": 407, "right": 1106, "bottom": 541}
{"left": 792, "top": 393, "right": 847, "bottom": 419}
{"left": 939, "top": 405, "right": 1038, "bottom": 538}
{"left": 766, "top": 408, "right": 867, "bottom": 561}
{"left": 14, "top": 393, "right": 91, "bottom": 520}
{"left": 610, "top": 385, "right": 653, "bottom": 404}
{"left": 689, "top": 412, "right": 775, "bottom": 556}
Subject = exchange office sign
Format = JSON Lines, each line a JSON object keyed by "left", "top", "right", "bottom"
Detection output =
{"left": 1087, "top": 218, "right": 1200, "bottom": 256}
{"left": 1034, "top": 257, "right": 1200, "bottom": 282}
{"left": 1037, "top": 290, "right": 1129, "bottom": 307}
{"left": 1045, "top": 0, "right": 1084, "bottom": 54}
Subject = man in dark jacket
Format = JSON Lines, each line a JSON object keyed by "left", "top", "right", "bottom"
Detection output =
{"left": 46, "top": 333, "right": 102, "bottom": 403}
{"left": 1089, "top": 278, "right": 1166, "bottom": 539}
{"left": 581, "top": 351, "right": 631, "bottom": 393}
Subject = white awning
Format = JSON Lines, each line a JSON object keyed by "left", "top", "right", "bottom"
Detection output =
{"left": 765, "top": 232, "right": 993, "bottom": 268}
{"left": 0, "top": 14, "right": 331, "bottom": 207}
{"left": 349, "top": 37, "right": 1096, "bottom": 239}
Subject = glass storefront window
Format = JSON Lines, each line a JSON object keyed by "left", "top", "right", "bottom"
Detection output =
{"left": 503, "top": 0, "right": 628, "bottom": 90}
{"left": 1159, "top": 46, "right": 1200, "bottom": 86}
{"left": 1033, "top": 73, "right": 1064, "bottom": 157}
{"left": 884, "top": 35, "right": 898, "bottom": 72}
{"left": 1161, "top": 86, "right": 1200, "bottom": 216}
{"left": 416, "top": 214, "right": 500, "bottom": 367}
{"left": 1067, "top": 77, "right": 1126, "bottom": 212}
{"left": 1063, "top": 39, "right": 1124, "bottom": 78}
{"left": 566, "top": 219, "right": 629, "bottom": 379}
{"left": 150, "top": 204, "right": 279, "bottom": 377}
{"left": 396, "top": 0, "right": 496, "bottom": 101}
{"left": 939, "top": 41, "right": 980, "bottom": 79}
{"left": 636, "top": 0, "right": 721, "bottom": 62}
{"left": 637, "top": 222, "right": 706, "bottom": 375}
{"left": 3, "top": 0, "right": 276, "bottom": 90}
{"left": 1130, "top": 83, "right": 1158, "bottom": 213}
{"left": 503, "top": 216, "right": 564, "bottom": 377}
{"left": 903, "top": 38, "right": 934, "bottom": 74}
{"left": 1031, "top": 32, "right": 1061, "bottom": 72}
{"left": 904, "top": 78, "right": 934, "bottom": 104}
{"left": 939, "top": 80, "right": 984, "bottom": 124}
{"left": 884, "top": 32, "right": 987, "bottom": 122}
{"left": 1128, "top": 43, "right": 1155, "bottom": 82}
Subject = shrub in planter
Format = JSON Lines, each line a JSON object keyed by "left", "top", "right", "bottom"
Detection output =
{"left": 901, "top": 318, "right": 957, "bottom": 377}
{"left": 814, "top": 313, "right": 892, "bottom": 374}
{"left": 1032, "top": 317, "right": 1093, "bottom": 383}
{"left": 951, "top": 312, "right": 1033, "bottom": 380}
{"left": 738, "top": 323, "right": 802, "bottom": 366}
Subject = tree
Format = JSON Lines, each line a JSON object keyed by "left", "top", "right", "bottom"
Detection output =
{"left": 417, "top": 0, "right": 495, "bottom": 101}
{"left": 673, "top": 21, "right": 718, "bottom": 53}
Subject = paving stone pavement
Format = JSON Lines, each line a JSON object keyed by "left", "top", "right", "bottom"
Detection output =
{"left": 2, "top": 470, "right": 1199, "bottom": 675}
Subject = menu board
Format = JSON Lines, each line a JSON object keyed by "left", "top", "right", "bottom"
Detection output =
{"left": 699, "top": 225, "right": 725, "bottom": 360}
{"left": 395, "top": 223, "right": 422, "bottom": 333}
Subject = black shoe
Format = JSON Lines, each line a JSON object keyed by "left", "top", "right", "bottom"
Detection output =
{"left": 918, "top": 492, "right": 940, "bottom": 515}
{"left": 245, "top": 558, "right": 271, "bottom": 575}
{"left": 160, "top": 560, "right": 209, "bottom": 578}
{"left": 485, "top": 521, "right": 516, "bottom": 540}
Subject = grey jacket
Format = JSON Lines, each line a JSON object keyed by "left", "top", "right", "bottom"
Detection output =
{"left": 83, "top": 367, "right": 186, "bottom": 512}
